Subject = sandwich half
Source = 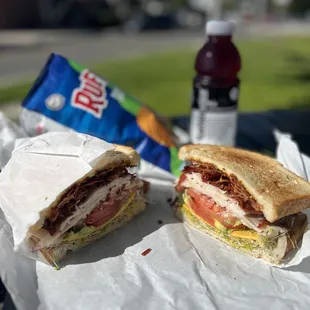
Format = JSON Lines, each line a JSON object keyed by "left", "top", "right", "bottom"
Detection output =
{"left": 174, "top": 144, "right": 310, "bottom": 265}
{"left": 27, "top": 145, "right": 146, "bottom": 265}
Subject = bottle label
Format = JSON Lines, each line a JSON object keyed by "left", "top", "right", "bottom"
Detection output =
{"left": 190, "top": 83, "right": 239, "bottom": 146}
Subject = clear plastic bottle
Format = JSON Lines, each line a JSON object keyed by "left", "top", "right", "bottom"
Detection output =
{"left": 190, "top": 20, "right": 241, "bottom": 146}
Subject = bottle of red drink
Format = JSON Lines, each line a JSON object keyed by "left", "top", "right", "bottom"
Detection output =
{"left": 189, "top": 20, "right": 241, "bottom": 146}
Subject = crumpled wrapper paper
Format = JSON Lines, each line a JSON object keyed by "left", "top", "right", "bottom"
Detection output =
{"left": 0, "top": 112, "right": 27, "bottom": 170}
{"left": 0, "top": 132, "right": 114, "bottom": 259}
{"left": 1, "top": 131, "right": 310, "bottom": 310}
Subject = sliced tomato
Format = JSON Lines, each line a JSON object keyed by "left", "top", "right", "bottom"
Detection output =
{"left": 188, "top": 200, "right": 216, "bottom": 227}
{"left": 85, "top": 200, "right": 122, "bottom": 227}
{"left": 187, "top": 189, "right": 241, "bottom": 229}
{"left": 176, "top": 173, "right": 187, "bottom": 192}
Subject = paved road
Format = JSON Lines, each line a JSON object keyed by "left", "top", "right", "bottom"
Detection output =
{"left": 0, "top": 29, "right": 203, "bottom": 86}
{"left": 1, "top": 20, "right": 310, "bottom": 86}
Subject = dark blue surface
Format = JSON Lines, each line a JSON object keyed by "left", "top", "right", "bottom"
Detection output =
{"left": 3, "top": 292, "right": 15, "bottom": 310}
{"left": 0, "top": 279, "right": 5, "bottom": 302}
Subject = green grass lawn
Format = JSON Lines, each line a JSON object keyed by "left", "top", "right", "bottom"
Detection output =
{"left": 2, "top": 36, "right": 310, "bottom": 116}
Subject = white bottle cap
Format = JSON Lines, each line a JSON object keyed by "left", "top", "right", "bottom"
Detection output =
{"left": 206, "top": 20, "right": 234, "bottom": 36}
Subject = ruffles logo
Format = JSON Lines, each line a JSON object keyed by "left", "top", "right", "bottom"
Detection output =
{"left": 71, "top": 70, "right": 109, "bottom": 118}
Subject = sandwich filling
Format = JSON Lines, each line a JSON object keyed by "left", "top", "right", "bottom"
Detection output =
{"left": 29, "top": 167, "right": 145, "bottom": 253}
{"left": 175, "top": 163, "right": 303, "bottom": 261}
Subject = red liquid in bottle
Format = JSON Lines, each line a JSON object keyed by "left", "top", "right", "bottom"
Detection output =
{"left": 190, "top": 21, "right": 241, "bottom": 146}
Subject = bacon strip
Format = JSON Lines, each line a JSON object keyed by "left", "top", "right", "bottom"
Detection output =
{"left": 43, "top": 168, "right": 136, "bottom": 235}
{"left": 177, "top": 164, "right": 263, "bottom": 214}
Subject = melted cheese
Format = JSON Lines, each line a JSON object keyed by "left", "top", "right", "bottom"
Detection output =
{"left": 231, "top": 230, "right": 259, "bottom": 240}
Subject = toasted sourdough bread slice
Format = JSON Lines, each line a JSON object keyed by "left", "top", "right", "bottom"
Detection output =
{"left": 30, "top": 144, "right": 140, "bottom": 231}
{"left": 92, "top": 144, "right": 140, "bottom": 173}
{"left": 179, "top": 144, "right": 310, "bottom": 223}
{"left": 175, "top": 203, "right": 308, "bottom": 265}
{"left": 39, "top": 195, "right": 146, "bottom": 264}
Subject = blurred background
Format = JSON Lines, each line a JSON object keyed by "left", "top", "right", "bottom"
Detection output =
{"left": 0, "top": 0, "right": 310, "bottom": 120}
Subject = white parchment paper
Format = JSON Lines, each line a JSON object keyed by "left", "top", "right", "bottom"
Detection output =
{"left": 1, "top": 132, "right": 310, "bottom": 310}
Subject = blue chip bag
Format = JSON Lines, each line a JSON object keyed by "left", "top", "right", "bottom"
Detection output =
{"left": 21, "top": 53, "right": 182, "bottom": 176}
